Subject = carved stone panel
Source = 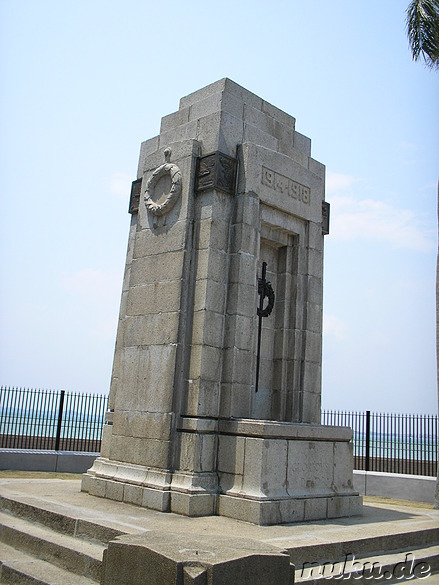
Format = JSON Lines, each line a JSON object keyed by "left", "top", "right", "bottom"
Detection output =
{"left": 322, "top": 201, "right": 330, "bottom": 235}
{"left": 196, "top": 151, "right": 238, "bottom": 195}
{"left": 128, "top": 178, "right": 142, "bottom": 214}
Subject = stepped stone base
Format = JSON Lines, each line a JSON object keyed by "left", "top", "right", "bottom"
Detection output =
{"left": 1, "top": 476, "right": 438, "bottom": 585}
{"left": 102, "top": 531, "right": 292, "bottom": 585}
{"left": 82, "top": 419, "right": 362, "bottom": 525}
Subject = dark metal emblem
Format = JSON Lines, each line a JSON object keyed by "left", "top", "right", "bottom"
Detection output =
{"left": 255, "top": 262, "right": 275, "bottom": 393}
{"left": 195, "top": 152, "right": 238, "bottom": 195}
{"left": 322, "top": 201, "right": 330, "bottom": 235}
{"left": 128, "top": 178, "right": 142, "bottom": 214}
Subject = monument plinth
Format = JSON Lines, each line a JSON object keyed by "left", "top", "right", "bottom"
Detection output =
{"left": 82, "top": 78, "right": 362, "bottom": 524}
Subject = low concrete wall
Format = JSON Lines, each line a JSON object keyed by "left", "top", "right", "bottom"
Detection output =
{"left": 0, "top": 450, "right": 435, "bottom": 505}
{"left": 0, "top": 449, "right": 98, "bottom": 474}
{"left": 354, "top": 470, "right": 436, "bottom": 504}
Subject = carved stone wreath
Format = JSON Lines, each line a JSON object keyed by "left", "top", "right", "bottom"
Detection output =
{"left": 144, "top": 148, "right": 182, "bottom": 216}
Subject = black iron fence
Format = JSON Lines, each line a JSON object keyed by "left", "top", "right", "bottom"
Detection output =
{"left": 0, "top": 386, "right": 107, "bottom": 452}
{"left": 322, "top": 410, "right": 438, "bottom": 477}
{"left": 1, "top": 387, "right": 437, "bottom": 477}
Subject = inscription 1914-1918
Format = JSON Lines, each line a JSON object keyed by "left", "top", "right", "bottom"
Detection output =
{"left": 261, "top": 166, "right": 310, "bottom": 205}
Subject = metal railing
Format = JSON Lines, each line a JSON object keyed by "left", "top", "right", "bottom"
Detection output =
{"left": 322, "top": 410, "right": 438, "bottom": 477}
{"left": 0, "top": 386, "right": 107, "bottom": 452}
{"left": 1, "top": 387, "right": 437, "bottom": 477}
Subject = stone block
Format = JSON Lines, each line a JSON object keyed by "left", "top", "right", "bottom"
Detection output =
{"left": 170, "top": 491, "right": 216, "bottom": 517}
{"left": 109, "top": 435, "right": 171, "bottom": 469}
{"left": 307, "top": 247, "right": 323, "bottom": 278}
{"left": 197, "top": 218, "right": 230, "bottom": 251}
{"left": 159, "top": 120, "right": 199, "bottom": 150}
{"left": 102, "top": 530, "right": 292, "bottom": 585}
{"left": 191, "top": 309, "right": 224, "bottom": 347}
{"left": 273, "top": 119, "right": 295, "bottom": 148}
{"left": 87, "top": 476, "right": 107, "bottom": 498}
{"left": 308, "top": 156, "right": 325, "bottom": 179}
{"left": 222, "top": 347, "right": 254, "bottom": 386}
{"left": 124, "top": 312, "right": 180, "bottom": 347}
{"left": 307, "top": 275, "right": 323, "bottom": 305}
{"left": 185, "top": 378, "right": 221, "bottom": 417}
{"left": 327, "top": 495, "right": 362, "bottom": 519}
{"left": 129, "top": 250, "right": 185, "bottom": 285}
{"left": 188, "top": 90, "right": 244, "bottom": 123}
{"left": 189, "top": 91, "right": 223, "bottom": 121}
{"left": 304, "top": 497, "right": 328, "bottom": 520}
{"left": 105, "top": 479, "right": 124, "bottom": 502}
{"left": 137, "top": 136, "right": 159, "bottom": 177}
{"left": 287, "top": 440, "right": 334, "bottom": 496}
{"left": 218, "top": 111, "right": 245, "bottom": 156}
{"left": 233, "top": 191, "right": 260, "bottom": 226}
{"left": 123, "top": 484, "right": 144, "bottom": 506}
{"left": 160, "top": 107, "right": 190, "bottom": 134}
{"left": 114, "top": 344, "right": 176, "bottom": 414}
{"left": 141, "top": 486, "right": 171, "bottom": 512}
{"left": 333, "top": 441, "right": 356, "bottom": 493}
{"left": 308, "top": 220, "right": 324, "bottom": 251}
{"left": 193, "top": 278, "right": 226, "bottom": 314}
{"left": 262, "top": 100, "right": 296, "bottom": 128}
{"left": 277, "top": 142, "right": 309, "bottom": 168}
{"left": 178, "top": 432, "right": 216, "bottom": 473}
{"left": 244, "top": 122, "right": 278, "bottom": 151}
{"left": 217, "top": 494, "right": 262, "bottom": 524}
{"left": 228, "top": 251, "right": 258, "bottom": 286}
{"left": 196, "top": 111, "right": 244, "bottom": 157}
{"left": 126, "top": 280, "right": 182, "bottom": 316}
{"left": 113, "top": 411, "right": 173, "bottom": 441}
{"left": 198, "top": 345, "right": 222, "bottom": 382}
{"left": 217, "top": 435, "right": 245, "bottom": 475}
{"left": 294, "top": 131, "right": 312, "bottom": 156}
{"left": 180, "top": 78, "right": 229, "bottom": 109}
{"left": 133, "top": 220, "right": 187, "bottom": 258}
{"left": 306, "top": 302, "right": 323, "bottom": 334}
{"left": 218, "top": 382, "right": 252, "bottom": 419}
{"left": 196, "top": 247, "right": 228, "bottom": 284}
{"left": 224, "top": 313, "right": 254, "bottom": 350}
{"left": 226, "top": 282, "right": 257, "bottom": 319}
{"left": 244, "top": 104, "right": 276, "bottom": 136}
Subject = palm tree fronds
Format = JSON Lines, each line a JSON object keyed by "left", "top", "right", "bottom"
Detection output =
{"left": 406, "top": 0, "right": 439, "bottom": 69}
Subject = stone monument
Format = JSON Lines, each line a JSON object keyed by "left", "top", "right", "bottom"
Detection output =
{"left": 82, "top": 78, "right": 362, "bottom": 524}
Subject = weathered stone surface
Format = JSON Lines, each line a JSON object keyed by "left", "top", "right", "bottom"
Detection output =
{"left": 102, "top": 531, "right": 292, "bottom": 585}
{"left": 82, "top": 78, "right": 361, "bottom": 527}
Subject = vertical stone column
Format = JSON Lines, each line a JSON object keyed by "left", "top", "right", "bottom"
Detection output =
{"left": 221, "top": 190, "right": 260, "bottom": 419}
{"left": 83, "top": 140, "right": 201, "bottom": 510}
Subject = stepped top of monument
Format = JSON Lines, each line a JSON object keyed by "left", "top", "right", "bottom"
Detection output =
{"left": 178, "top": 78, "right": 296, "bottom": 129}
{"left": 138, "top": 78, "right": 324, "bottom": 182}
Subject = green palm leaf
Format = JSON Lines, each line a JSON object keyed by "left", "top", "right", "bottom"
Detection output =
{"left": 406, "top": 0, "right": 439, "bottom": 69}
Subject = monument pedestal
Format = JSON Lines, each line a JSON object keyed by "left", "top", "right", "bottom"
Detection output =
{"left": 82, "top": 78, "right": 362, "bottom": 524}
{"left": 216, "top": 419, "right": 361, "bottom": 524}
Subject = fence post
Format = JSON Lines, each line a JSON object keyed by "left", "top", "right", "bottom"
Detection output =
{"left": 54, "top": 390, "right": 65, "bottom": 451}
{"left": 365, "top": 410, "right": 371, "bottom": 472}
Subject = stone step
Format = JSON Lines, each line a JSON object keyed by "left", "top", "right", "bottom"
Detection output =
{"left": 295, "top": 544, "right": 439, "bottom": 584}
{"left": 0, "top": 541, "right": 96, "bottom": 584}
{"left": 0, "top": 511, "right": 104, "bottom": 582}
{"left": 0, "top": 495, "right": 123, "bottom": 545}
{"left": 286, "top": 526, "right": 439, "bottom": 566}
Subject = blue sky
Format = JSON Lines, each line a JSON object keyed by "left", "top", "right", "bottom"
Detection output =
{"left": 0, "top": 0, "right": 437, "bottom": 414}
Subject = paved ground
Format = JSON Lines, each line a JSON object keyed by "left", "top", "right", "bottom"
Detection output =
{"left": 0, "top": 472, "right": 438, "bottom": 580}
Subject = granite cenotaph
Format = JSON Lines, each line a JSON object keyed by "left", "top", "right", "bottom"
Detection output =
{"left": 82, "top": 79, "right": 362, "bottom": 525}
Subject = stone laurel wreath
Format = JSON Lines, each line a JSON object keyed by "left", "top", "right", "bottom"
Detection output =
{"left": 144, "top": 148, "right": 182, "bottom": 216}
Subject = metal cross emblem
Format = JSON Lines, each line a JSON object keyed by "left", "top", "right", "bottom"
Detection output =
{"left": 255, "top": 262, "right": 275, "bottom": 393}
